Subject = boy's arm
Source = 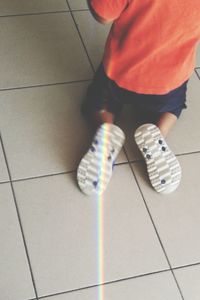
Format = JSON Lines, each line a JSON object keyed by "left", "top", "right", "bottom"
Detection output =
{"left": 87, "top": 0, "right": 128, "bottom": 24}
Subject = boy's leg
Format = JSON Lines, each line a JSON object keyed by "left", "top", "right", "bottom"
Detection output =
{"left": 156, "top": 112, "right": 177, "bottom": 137}
{"left": 92, "top": 109, "right": 115, "bottom": 128}
{"left": 134, "top": 112, "right": 180, "bottom": 194}
{"left": 155, "top": 80, "right": 188, "bottom": 137}
{"left": 78, "top": 65, "right": 125, "bottom": 195}
{"left": 134, "top": 81, "right": 187, "bottom": 194}
{"left": 81, "top": 64, "right": 121, "bottom": 131}
{"left": 77, "top": 114, "right": 125, "bottom": 195}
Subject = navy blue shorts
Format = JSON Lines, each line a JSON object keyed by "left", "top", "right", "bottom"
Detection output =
{"left": 82, "top": 64, "right": 188, "bottom": 121}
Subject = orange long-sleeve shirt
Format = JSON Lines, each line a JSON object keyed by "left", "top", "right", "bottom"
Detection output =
{"left": 90, "top": 0, "right": 200, "bottom": 94}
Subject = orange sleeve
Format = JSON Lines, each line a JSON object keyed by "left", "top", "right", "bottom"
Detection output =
{"left": 90, "top": 0, "right": 128, "bottom": 21}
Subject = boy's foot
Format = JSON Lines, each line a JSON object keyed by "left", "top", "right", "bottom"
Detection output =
{"left": 77, "top": 123, "right": 125, "bottom": 195}
{"left": 134, "top": 124, "right": 181, "bottom": 194}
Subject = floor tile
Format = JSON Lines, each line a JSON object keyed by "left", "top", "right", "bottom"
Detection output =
{"left": 0, "top": 140, "right": 9, "bottom": 182}
{"left": 0, "top": 13, "right": 93, "bottom": 89}
{"left": 0, "top": 0, "right": 68, "bottom": 16}
{"left": 67, "top": 0, "right": 88, "bottom": 10}
{"left": 131, "top": 153, "right": 200, "bottom": 267}
{"left": 13, "top": 164, "right": 168, "bottom": 296}
{"left": 0, "top": 183, "right": 35, "bottom": 300}
{"left": 196, "top": 45, "right": 200, "bottom": 67}
{"left": 174, "top": 265, "right": 200, "bottom": 300}
{"left": 122, "top": 72, "right": 200, "bottom": 162}
{"left": 0, "top": 82, "right": 127, "bottom": 180}
{"left": 43, "top": 271, "right": 182, "bottom": 300}
{"left": 73, "top": 11, "right": 111, "bottom": 69}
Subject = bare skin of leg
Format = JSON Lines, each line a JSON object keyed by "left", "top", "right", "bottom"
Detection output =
{"left": 92, "top": 109, "right": 177, "bottom": 138}
{"left": 93, "top": 109, "right": 115, "bottom": 128}
{"left": 156, "top": 112, "right": 177, "bottom": 138}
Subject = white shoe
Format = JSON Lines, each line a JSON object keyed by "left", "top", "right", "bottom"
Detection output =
{"left": 134, "top": 124, "right": 181, "bottom": 194}
{"left": 77, "top": 123, "right": 125, "bottom": 195}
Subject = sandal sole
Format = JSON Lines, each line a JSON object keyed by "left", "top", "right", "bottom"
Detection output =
{"left": 134, "top": 124, "right": 181, "bottom": 194}
{"left": 77, "top": 123, "right": 125, "bottom": 195}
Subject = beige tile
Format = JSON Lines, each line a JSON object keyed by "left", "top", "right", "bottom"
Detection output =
{"left": 123, "top": 72, "right": 200, "bottom": 162}
{"left": 14, "top": 165, "right": 168, "bottom": 296}
{"left": 0, "top": 13, "right": 93, "bottom": 89}
{"left": 196, "top": 44, "right": 200, "bottom": 67}
{"left": 43, "top": 271, "right": 182, "bottom": 300}
{"left": 116, "top": 148, "right": 127, "bottom": 164}
{"left": 0, "top": 183, "right": 35, "bottom": 300}
{"left": 131, "top": 153, "right": 200, "bottom": 267}
{"left": 0, "top": 0, "right": 68, "bottom": 15}
{"left": 0, "top": 82, "right": 126, "bottom": 180}
{"left": 175, "top": 265, "right": 200, "bottom": 300}
{"left": 68, "top": 0, "right": 88, "bottom": 10}
{"left": 0, "top": 141, "right": 9, "bottom": 182}
{"left": 73, "top": 11, "right": 111, "bottom": 69}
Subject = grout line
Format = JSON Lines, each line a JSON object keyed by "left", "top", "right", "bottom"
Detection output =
{"left": 10, "top": 162, "right": 130, "bottom": 184}
{"left": 69, "top": 9, "right": 89, "bottom": 12}
{"left": 66, "top": 1, "right": 89, "bottom": 12}
{"left": 170, "top": 270, "right": 185, "bottom": 299}
{"left": 12, "top": 170, "right": 76, "bottom": 184}
{"left": 65, "top": 0, "right": 96, "bottom": 74}
{"left": 128, "top": 150, "right": 200, "bottom": 165}
{"left": 0, "top": 10, "right": 70, "bottom": 18}
{"left": 64, "top": 1, "right": 89, "bottom": 13}
{"left": 66, "top": 0, "right": 71, "bottom": 10}
{"left": 38, "top": 268, "right": 172, "bottom": 299}
{"left": 172, "top": 261, "right": 200, "bottom": 271}
{"left": 0, "top": 79, "right": 92, "bottom": 93}
{"left": 39, "top": 261, "right": 200, "bottom": 299}
{"left": 176, "top": 151, "right": 200, "bottom": 157}
{"left": 0, "top": 133, "right": 39, "bottom": 300}
{"left": 195, "top": 69, "right": 200, "bottom": 80}
{"left": 1, "top": 151, "right": 199, "bottom": 185}
{"left": 122, "top": 145, "right": 185, "bottom": 299}
{"left": 123, "top": 151, "right": 172, "bottom": 270}
{"left": 0, "top": 180, "right": 10, "bottom": 185}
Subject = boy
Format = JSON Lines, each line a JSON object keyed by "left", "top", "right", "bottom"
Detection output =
{"left": 77, "top": 0, "right": 200, "bottom": 195}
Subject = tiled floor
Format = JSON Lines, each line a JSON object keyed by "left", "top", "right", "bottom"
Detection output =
{"left": 0, "top": 1, "right": 200, "bottom": 300}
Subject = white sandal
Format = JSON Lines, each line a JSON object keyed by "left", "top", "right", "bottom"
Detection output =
{"left": 77, "top": 123, "right": 125, "bottom": 195}
{"left": 134, "top": 124, "right": 181, "bottom": 194}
